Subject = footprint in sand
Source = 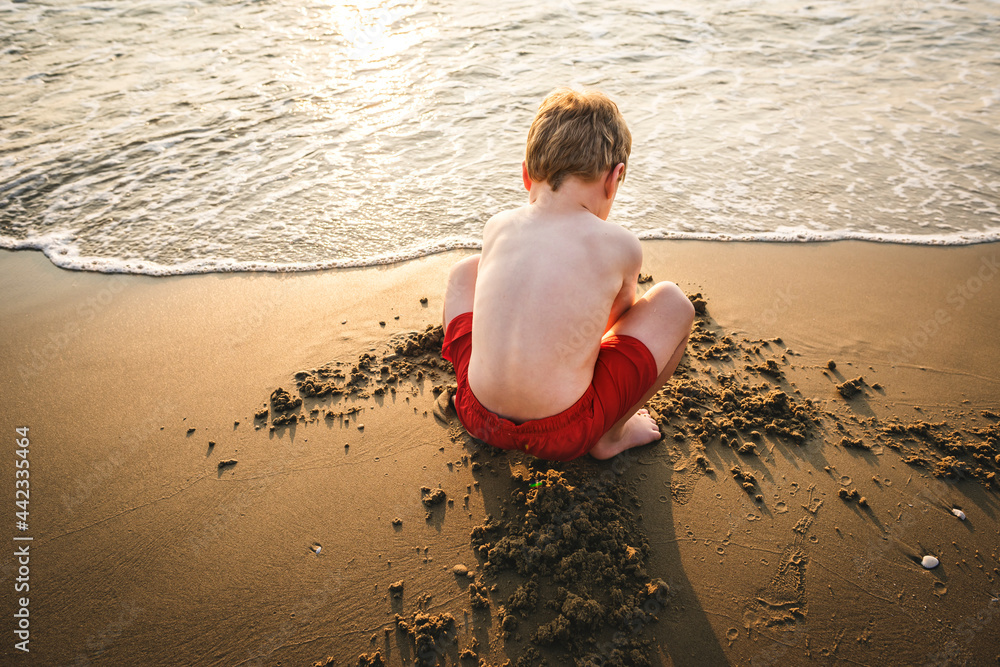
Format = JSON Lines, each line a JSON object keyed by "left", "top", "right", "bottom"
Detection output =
{"left": 668, "top": 452, "right": 712, "bottom": 505}
{"left": 743, "top": 547, "right": 808, "bottom": 633}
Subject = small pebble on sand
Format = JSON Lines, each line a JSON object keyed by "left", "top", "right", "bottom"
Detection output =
{"left": 951, "top": 508, "right": 966, "bottom": 520}
{"left": 921, "top": 555, "right": 939, "bottom": 569}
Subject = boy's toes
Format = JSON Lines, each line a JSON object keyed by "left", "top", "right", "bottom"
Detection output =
{"left": 640, "top": 412, "right": 660, "bottom": 436}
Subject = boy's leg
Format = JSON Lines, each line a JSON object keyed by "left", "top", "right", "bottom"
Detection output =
{"left": 589, "top": 282, "right": 695, "bottom": 460}
{"left": 443, "top": 254, "right": 480, "bottom": 330}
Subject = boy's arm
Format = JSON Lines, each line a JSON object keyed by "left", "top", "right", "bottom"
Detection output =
{"left": 604, "top": 235, "right": 643, "bottom": 333}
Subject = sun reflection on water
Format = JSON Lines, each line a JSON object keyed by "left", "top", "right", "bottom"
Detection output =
{"left": 297, "top": 0, "right": 438, "bottom": 130}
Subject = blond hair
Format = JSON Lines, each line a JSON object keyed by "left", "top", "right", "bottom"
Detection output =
{"left": 525, "top": 88, "right": 632, "bottom": 191}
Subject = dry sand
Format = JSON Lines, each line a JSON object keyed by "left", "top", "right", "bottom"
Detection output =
{"left": 1, "top": 241, "right": 998, "bottom": 666}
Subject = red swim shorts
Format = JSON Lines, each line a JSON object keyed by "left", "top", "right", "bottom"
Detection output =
{"left": 441, "top": 311, "right": 658, "bottom": 461}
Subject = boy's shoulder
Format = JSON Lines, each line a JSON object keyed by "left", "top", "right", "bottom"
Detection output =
{"left": 581, "top": 212, "right": 642, "bottom": 258}
{"left": 481, "top": 205, "right": 532, "bottom": 243}
{"left": 483, "top": 204, "right": 529, "bottom": 226}
{"left": 607, "top": 221, "right": 643, "bottom": 271}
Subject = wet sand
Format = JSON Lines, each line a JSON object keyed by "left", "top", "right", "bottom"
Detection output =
{"left": 0, "top": 241, "right": 998, "bottom": 666}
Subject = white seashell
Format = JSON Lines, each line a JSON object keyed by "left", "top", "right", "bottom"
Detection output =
{"left": 921, "top": 555, "right": 939, "bottom": 569}
{"left": 951, "top": 508, "right": 966, "bottom": 520}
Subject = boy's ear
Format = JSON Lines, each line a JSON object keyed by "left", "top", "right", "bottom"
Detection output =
{"left": 604, "top": 163, "right": 625, "bottom": 198}
{"left": 522, "top": 161, "right": 532, "bottom": 192}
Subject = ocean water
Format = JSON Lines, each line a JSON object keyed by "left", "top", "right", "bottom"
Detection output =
{"left": 1, "top": 0, "right": 998, "bottom": 275}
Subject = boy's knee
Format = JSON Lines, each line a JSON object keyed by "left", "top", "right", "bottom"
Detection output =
{"left": 448, "top": 254, "right": 480, "bottom": 287}
{"left": 649, "top": 281, "right": 695, "bottom": 324}
{"left": 445, "top": 256, "right": 481, "bottom": 318}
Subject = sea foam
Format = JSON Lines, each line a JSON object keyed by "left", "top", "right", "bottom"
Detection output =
{"left": 3, "top": 228, "right": 998, "bottom": 276}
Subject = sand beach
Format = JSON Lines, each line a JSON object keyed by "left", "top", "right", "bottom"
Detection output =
{"left": 3, "top": 0, "right": 1000, "bottom": 664}
{"left": 1, "top": 240, "right": 998, "bottom": 666}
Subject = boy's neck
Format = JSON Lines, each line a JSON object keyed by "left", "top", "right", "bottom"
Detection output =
{"left": 527, "top": 175, "right": 616, "bottom": 221}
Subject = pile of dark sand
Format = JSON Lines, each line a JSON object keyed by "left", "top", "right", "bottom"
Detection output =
{"left": 253, "top": 324, "right": 454, "bottom": 432}
{"left": 312, "top": 611, "right": 461, "bottom": 667}
{"left": 470, "top": 464, "right": 671, "bottom": 665}
{"left": 646, "top": 295, "right": 998, "bottom": 492}
{"left": 250, "top": 293, "right": 997, "bottom": 666}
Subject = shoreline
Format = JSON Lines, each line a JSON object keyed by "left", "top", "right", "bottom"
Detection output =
{"left": 3, "top": 231, "right": 1000, "bottom": 276}
{"left": 1, "top": 240, "right": 998, "bottom": 665}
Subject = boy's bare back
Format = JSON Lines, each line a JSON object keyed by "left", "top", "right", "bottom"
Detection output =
{"left": 469, "top": 185, "right": 640, "bottom": 422}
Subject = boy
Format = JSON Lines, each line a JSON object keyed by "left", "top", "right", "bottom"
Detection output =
{"left": 442, "top": 89, "right": 695, "bottom": 461}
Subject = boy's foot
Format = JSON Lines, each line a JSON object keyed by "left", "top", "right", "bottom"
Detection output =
{"left": 589, "top": 409, "right": 661, "bottom": 460}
